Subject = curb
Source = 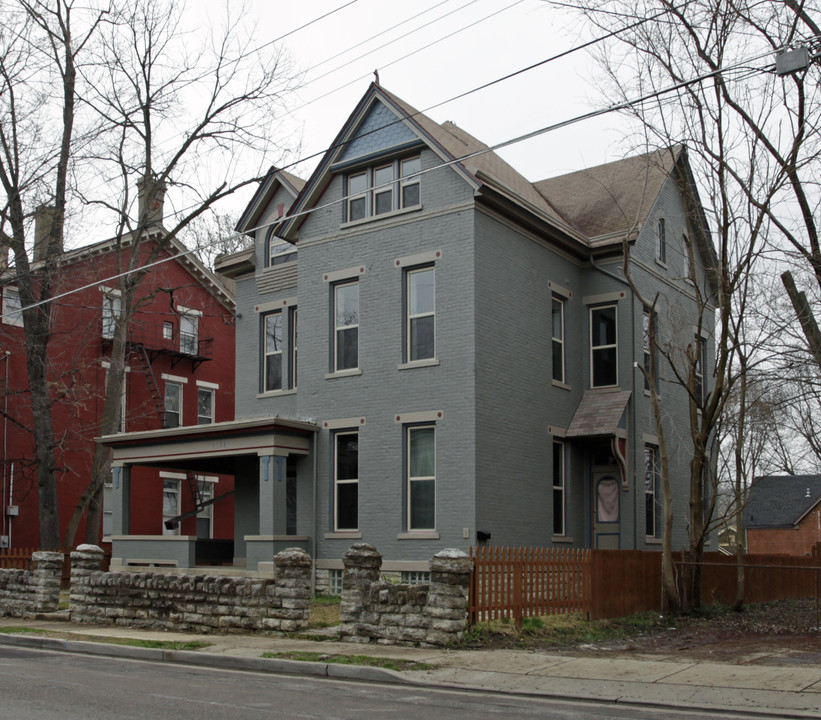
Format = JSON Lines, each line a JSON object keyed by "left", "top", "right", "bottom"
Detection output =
{"left": 0, "top": 632, "right": 411, "bottom": 685}
{"left": 2, "top": 632, "right": 818, "bottom": 719}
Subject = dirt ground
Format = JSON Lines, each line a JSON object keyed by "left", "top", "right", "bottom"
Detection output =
{"left": 567, "top": 599, "right": 821, "bottom": 666}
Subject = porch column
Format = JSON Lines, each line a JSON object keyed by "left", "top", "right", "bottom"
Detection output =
{"left": 110, "top": 464, "right": 130, "bottom": 535}
{"left": 259, "top": 453, "right": 288, "bottom": 535}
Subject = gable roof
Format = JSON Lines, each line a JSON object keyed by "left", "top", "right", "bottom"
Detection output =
{"left": 744, "top": 475, "right": 821, "bottom": 528}
{"left": 268, "top": 83, "right": 713, "bottom": 269}
{"left": 534, "top": 148, "right": 677, "bottom": 243}
{"left": 56, "top": 230, "right": 235, "bottom": 312}
{"left": 236, "top": 166, "right": 305, "bottom": 237}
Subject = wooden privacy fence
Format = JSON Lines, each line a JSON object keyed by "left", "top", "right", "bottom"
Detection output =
{"left": 469, "top": 546, "right": 821, "bottom": 626}
{"left": 469, "top": 546, "right": 590, "bottom": 626}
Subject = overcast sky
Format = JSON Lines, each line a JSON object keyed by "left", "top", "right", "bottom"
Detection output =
{"left": 199, "top": 0, "right": 638, "bottom": 215}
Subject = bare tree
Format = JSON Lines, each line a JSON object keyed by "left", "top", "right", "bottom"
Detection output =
{"left": 63, "top": 0, "right": 300, "bottom": 545}
{"left": 550, "top": 0, "right": 821, "bottom": 610}
{"left": 0, "top": 0, "right": 108, "bottom": 549}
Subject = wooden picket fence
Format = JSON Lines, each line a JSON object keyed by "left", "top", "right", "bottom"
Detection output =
{"left": 0, "top": 546, "right": 40, "bottom": 570}
{"left": 469, "top": 546, "right": 590, "bottom": 626}
{"left": 0, "top": 546, "right": 111, "bottom": 588}
{"left": 469, "top": 545, "right": 821, "bottom": 626}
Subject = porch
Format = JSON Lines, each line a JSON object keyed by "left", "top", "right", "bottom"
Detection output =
{"left": 97, "top": 416, "right": 318, "bottom": 572}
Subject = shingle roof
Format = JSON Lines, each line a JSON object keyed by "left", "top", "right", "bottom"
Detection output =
{"left": 533, "top": 147, "right": 679, "bottom": 242}
{"left": 566, "top": 390, "right": 631, "bottom": 438}
{"left": 377, "top": 87, "right": 578, "bottom": 238}
{"left": 744, "top": 475, "right": 821, "bottom": 528}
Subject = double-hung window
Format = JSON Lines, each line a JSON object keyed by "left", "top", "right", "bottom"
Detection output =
{"left": 289, "top": 307, "right": 298, "bottom": 388}
{"left": 2, "top": 287, "right": 22, "bottom": 327}
{"left": 406, "top": 266, "right": 435, "bottom": 361}
{"left": 197, "top": 388, "right": 214, "bottom": 424}
{"left": 164, "top": 381, "right": 182, "bottom": 428}
{"left": 642, "top": 308, "right": 658, "bottom": 393}
{"left": 682, "top": 234, "right": 691, "bottom": 280}
{"left": 694, "top": 335, "right": 707, "bottom": 406}
{"left": 179, "top": 309, "right": 199, "bottom": 355}
{"left": 162, "top": 479, "right": 181, "bottom": 536}
{"left": 345, "top": 155, "right": 421, "bottom": 221}
{"left": 263, "top": 311, "right": 283, "bottom": 391}
{"left": 334, "top": 281, "right": 359, "bottom": 371}
{"left": 590, "top": 305, "right": 618, "bottom": 388}
{"left": 333, "top": 431, "right": 359, "bottom": 531}
{"left": 407, "top": 425, "right": 435, "bottom": 531}
{"left": 645, "top": 445, "right": 661, "bottom": 539}
{"left": 552, "top": 296, "right": 565, "bottom": 383}
{"left": 553, "top": 439, "right": 565, "bottom": 536}
{"left": 101, "top": 289, "right": 121, "bottom": 340}
{"left": 656, "top": 218, "right": 666, "bottom": 264}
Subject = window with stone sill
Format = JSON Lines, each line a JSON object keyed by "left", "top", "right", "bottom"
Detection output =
{"left": 346, "top": 155, "right": 421, "bottom": 222}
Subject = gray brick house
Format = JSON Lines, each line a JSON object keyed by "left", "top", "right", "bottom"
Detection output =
{"left": 102, "top": 84, "right": 715, "bottom": 587}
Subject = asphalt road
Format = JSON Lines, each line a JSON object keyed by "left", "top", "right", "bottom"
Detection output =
{"left": 0, "top": 646, "right": 785, "bottom": 720}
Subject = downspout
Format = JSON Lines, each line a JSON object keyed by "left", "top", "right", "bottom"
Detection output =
{"left": 311, "top": 436, "right": 317, "bottom": 596}
{"left": 589, "top": 257, "right": 638, "bottom": 548}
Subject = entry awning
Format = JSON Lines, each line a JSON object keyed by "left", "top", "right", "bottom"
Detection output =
{"left": 566, "top": 390, "right": 631, "bottom": 438}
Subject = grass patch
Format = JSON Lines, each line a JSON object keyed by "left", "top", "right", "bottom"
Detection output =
{"left": 0, "top": 626, "right": 209, "bottom": 651}
{"left": 0, "top": 626, "right": 50, "bottom": 635}
{"left": 89, "top": 637, "right": 211, "bottom": 651}
{"left": 462, "top": 611, "right": 668, "bottom": 649}
{"left": 309, "top": 594, "right": 341, "bottom": 629}
{"left": 261, "top": 650, "right": 433, "bottom": 672}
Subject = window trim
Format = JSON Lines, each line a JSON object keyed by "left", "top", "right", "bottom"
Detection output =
{"left": 644, "top": 444, "right": 661, "bottom": 540}
{"left": 344, "top": 154, "right": 422, "bottom": 222}
{"left": 552, "top": 439, "right": 567, "bottom": 537}
{"left": 262, "top": 310, "right": 283, "bottom": 393}
{"left": 406, "top": 424, "right": 436, "bottom": 532}
{"left": 197, "top": 387, "right": 214, "bottom": 425}
{"left": 405, "top": 265, "right": 435, "bottom": 363}
{"left": 101, "top": 287, "right": 121, "bottom": 340}
{"left": 289, "top": 306, "right": 298, "bottom": 390}
{"left": 164, "top": 380, "right": 182, "bottom": 428}
{"left": 682, "top": 233, "right": 692, "bottom": 281}
{"left": 656, "top": 218, "right": 667, "bottom": 264}
{"left": 589, "top": 304, "right": 618, "bottom": 388}
{"left": 332, "top": 430, "right": 359, "bottom": 532}
{"left": 333, "top": 280, "right": 359, "bottom": 373}
{"left": 177, "top": 306, "right": 200, "bottom": 356}
{"left": 552, "top": 295, "right": 565, "bottom": 384}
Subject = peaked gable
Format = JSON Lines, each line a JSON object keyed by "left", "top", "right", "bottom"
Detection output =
{"left": 337, "top": 100, "right": 421, "bottom": 165}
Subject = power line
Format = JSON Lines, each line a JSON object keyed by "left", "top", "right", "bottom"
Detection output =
{"left": 4, "top": 3, "right": 668, "bottom": 291}
{"left": 2, "top": 45, "right": 779, "bottom": 322}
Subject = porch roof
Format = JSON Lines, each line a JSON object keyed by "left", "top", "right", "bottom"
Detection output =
{"left": 566, "top": 390, "right": 631, "bottom": 438}
{"left": 97, "top": 416, "right": 318, "bottom": 472}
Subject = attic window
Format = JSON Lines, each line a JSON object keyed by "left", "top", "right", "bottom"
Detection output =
{"left": 346, "top": 155, "right": 421, "bottom": 222}
{"left": 265, "top": 228, "right": 297, "bottom": 268}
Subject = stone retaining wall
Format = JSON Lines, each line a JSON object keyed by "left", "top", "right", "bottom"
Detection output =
{"left": 68, "top": 544, "right": 311, "bottom": 633}
{"left": 339, "top": 544, "right": 471, "bottom": 647}
{"left": 0, "top": 552, "right": 63, "bottom": 617}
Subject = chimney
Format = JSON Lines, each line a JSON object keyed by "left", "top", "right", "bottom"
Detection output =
{"left": 33, "top": 205, "right": 59, "bottom": 262}
{"left": 136, "top": 175, "right": 167, "bottom": 229}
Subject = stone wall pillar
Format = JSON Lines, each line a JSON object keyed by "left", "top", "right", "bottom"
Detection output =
{"left": 339, "top": 543, "right": 382, "bottom": 642}
{"left": 69, "top": 544, "right": 105, "bottom": 620}
{"left": 273, "top": 547, "right": 312, "bottom": 630}
{"left": 425, "top": 548, "right": 473, "bottom": 646}
{"left": 30, "top": 551, "right": 63, "bottom": 613}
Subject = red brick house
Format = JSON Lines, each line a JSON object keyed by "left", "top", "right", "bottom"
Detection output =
{"left": 744, "top": 475, "right": 821, "bottom": 556}
{"left": 0, "top": 212, "right": 236, "bottom": 553}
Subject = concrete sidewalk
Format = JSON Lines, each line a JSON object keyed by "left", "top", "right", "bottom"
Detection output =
{"left": 1, "top": 615, "right": 820, "bottom": 718}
